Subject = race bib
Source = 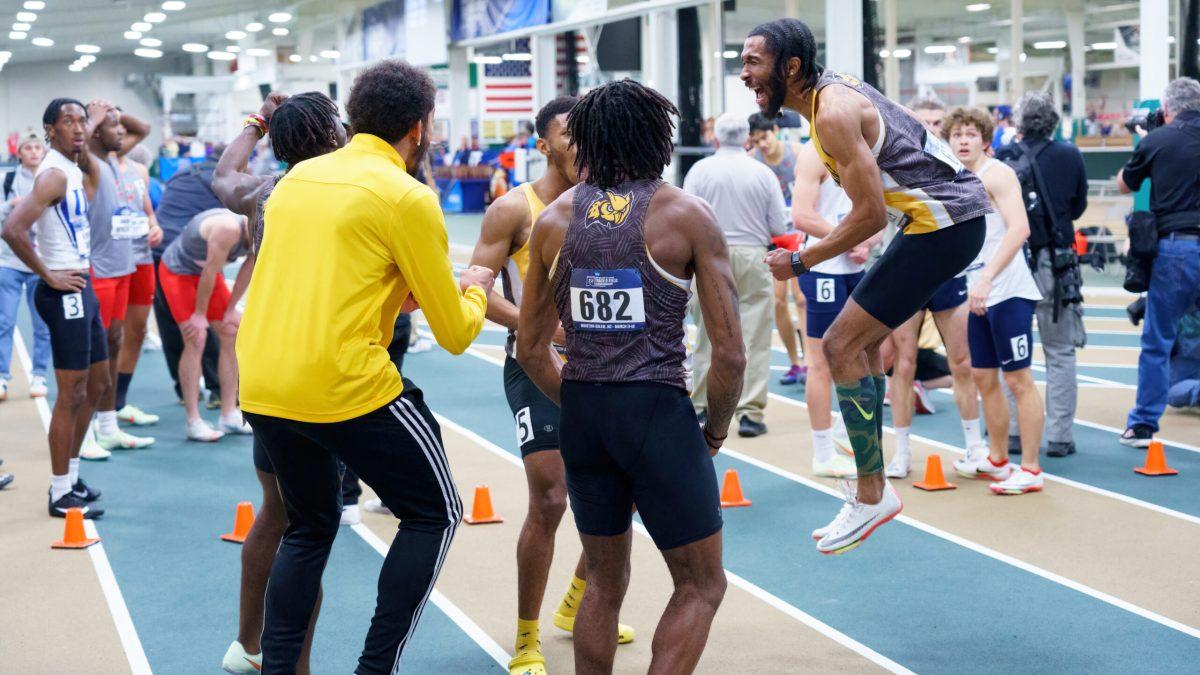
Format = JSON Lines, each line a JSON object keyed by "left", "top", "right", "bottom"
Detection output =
{"left": 1010, "top": 334, "right": 1030, "bottom": 361}
{"left": 885, "top": 206, "right": 911, "bottom": 231}
{"left": 816, "top": 277, "right": 836, "bottom": 303}
{"left": 74, "top": 226, "right": 91, "bottom": 258}
{"left": 112, "top": 212, "right": 150, "bottom": 240}
{"left": 62, "top": 292, "right": 84, "bottom": 320}
{"left": 569, "top": 268, "right": 646, "bottom": 332}
{"left": 515, "top": 407, "right": 534, "bottom": 447}
{"left": 924, "top": 133, "right": 964, "bottom": 173}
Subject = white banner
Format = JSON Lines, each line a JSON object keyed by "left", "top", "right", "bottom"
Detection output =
{"left": 406, "top": 0, "right": 448, "bottom": 66}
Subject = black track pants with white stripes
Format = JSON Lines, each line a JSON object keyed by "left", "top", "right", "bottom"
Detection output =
{"left": 246, "top": 379, "right": 463, "bottom": 675}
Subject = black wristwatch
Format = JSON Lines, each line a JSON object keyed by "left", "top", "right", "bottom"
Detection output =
{"left": 790, "top": 251, "right": 809, "bottom": 277}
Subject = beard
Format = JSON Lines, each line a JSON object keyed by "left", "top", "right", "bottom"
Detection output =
{"left": 763, "top": 70, "right": 789, "bottom": 119}
{"left": 406, "top": 134, "right": 430, "bottom": 177}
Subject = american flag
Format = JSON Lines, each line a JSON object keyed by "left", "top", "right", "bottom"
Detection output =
{"left": 483, "top": 38, "right": 534, "bottom": 118}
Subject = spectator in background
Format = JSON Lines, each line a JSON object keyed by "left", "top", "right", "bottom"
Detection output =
{"left": 997, "top": 91, "right": 1088, "bottom": 457}
{"left": 1117, "top": 77, "right": 1200, "bottom": 446}
{"left": 685, "top": 112, "right": 788, "bottom": 437}
{"left": 0, "top": 132, "right": 52, "bottom": 402}
{"left": 992, "top": 105, "right": 1016, "bottom": 150}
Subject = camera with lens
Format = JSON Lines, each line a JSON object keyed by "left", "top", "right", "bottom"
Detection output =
{"left": 1052, "top": 249, "right": 1085, "bottom": 305}
{"left": 1125, "top": 109, "right": 1166, "bottom": 134}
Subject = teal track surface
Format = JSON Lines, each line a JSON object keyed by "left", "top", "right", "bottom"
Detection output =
{"left": 14, "top": 305, "right": 502, "bottom": 673}
{"left": 402, "top": 336, "right": 1200, "bottom": 673}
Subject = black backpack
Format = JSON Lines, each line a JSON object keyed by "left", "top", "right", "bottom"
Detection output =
{"left": 999, "top": 140, "right": 1056, "bottom": 242}
{"left": 3, "top": 170, "right": 15, "bottom": 201}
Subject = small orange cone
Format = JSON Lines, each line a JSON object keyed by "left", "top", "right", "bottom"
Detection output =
{"left": 913, "top": 454, "right": 957, "bottom": 491}
{"left": 463, "top": 485, "right": 504, "bottom": 524}
{"left": 1134, "top": 441, "right": 1179, "bottom": 476}
{"left": 720, "top": 469, "right": 752, "bottom": 508}
{"left": 52, "top": 508, "right": 100, "bottom": 549}
{"left": 221, "top": 501, "right": 255, "bottom": 543}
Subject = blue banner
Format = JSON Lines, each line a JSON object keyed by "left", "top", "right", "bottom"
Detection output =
{"left": 451, "top": 0, "right": 550, "bottom": 41}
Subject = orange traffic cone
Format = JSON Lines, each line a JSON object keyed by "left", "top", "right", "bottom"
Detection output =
{"left": 221, "top": 501, "right": 256, "bottom": 543}
{"left": 913, "top": 454, "right": 956, "bottom": 491}
{"left": 463, "top": 485, "right": 504, "bottom": 524}
{"left": 1134, "top": 441, "right": 1179, "bottom": 476}
{"left": 720, "top": 469, "right": 752, "bottom": 508}
{"left": 52, "top": 507, "right": 100, "bottom": 549}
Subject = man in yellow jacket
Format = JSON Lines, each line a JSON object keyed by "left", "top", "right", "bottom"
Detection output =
{"left": 237, "top": 60, "right": 494, "bottom": 674}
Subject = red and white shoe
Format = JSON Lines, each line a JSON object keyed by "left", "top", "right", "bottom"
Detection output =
{"left": 913, "top": 383, "right": 936, "bottom": 415}
{"left": 816, "top": 481, "right": 903, "bottom": 554}
{"left": 990, "top": 467, "right": 1044, "bottom": 495}
{"left": 953, "top": 446, "right": 1015, "bottom": 481}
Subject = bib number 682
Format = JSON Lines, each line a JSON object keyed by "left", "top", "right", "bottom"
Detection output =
{"left": 570, "top": 268, "right": 646, "bottom": 332}
{"left": 576, "top": 289, "right": 633, "bottom": 322}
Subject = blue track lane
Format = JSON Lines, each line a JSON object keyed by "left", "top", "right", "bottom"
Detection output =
{"left": 402, "top": 341, "right": 1200, "bottom": 674}
{"left": 14, "top": 306, "right": 501, "bottom": 673}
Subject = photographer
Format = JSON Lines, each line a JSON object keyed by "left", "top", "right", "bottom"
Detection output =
{"left": 997, "top": 92, "right": 1089, "bottom": 457}
{"left": 1117, "top": 77, "right": 1200, "bottom": 446}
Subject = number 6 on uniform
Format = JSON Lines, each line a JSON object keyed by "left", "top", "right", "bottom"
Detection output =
{"left": 816, "top": 278, "right": 835, "bottom": 303}
{"left": 1010, "top": 334, "right": 1029, "bottom": 361}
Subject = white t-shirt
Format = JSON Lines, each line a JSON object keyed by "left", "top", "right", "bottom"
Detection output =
{"left": 807, "top": 176, "right": 864, "bottom": 275}
{"left": 966, "top": 159, "right": 1041, "bottom": 306}
{"left": 33, "top": 149, "right": 90, "bottom": 271}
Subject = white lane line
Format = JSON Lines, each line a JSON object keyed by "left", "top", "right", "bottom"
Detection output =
{"left": 348, "top": 523, "right": 511, "bottom": 669}
{"left": 1033, "top": 361, "right": 1136, "bottom": 370}
{"left": 1028, "top": 364, "right": 1135, "bottom": 389}
{"left": 433, "top": 408, "right": 912, "bottom": 675}
{"left": 14, "top": 329, "right": 153, "bottom": 675}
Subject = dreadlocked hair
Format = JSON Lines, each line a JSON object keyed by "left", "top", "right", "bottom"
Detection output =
{"left": 567, "top": 79, "right": 678, "bottom": 190}
{"left": 749, "top": 19, "right": 824, "bottom": 92}
{"left": 270, "top": 91, "right": 340, "bottom": 167}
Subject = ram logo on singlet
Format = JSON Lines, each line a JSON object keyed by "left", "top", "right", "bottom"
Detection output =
{"left": 585, "top": 191, "right": 634, "bottom": 229}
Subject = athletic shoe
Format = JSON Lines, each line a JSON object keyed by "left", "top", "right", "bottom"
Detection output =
{"left": 220, "top": 413, "right": 254, "bottom": 435}
{"left": 29, "top": 375, "right": 48, "bottom": 398}
{"left": 812, "top": 480, "right": 857, "bottom": 540}
{"left": 0, "top": 379, "right": 7, "bottom": 401}
{"left": 363, "top": 498, "right": 392, "bottom": 516}
{"left": 1047, "top": 441, "right": 1076, "bottom": 458}
{"left": 0, "top": 473, "right": 13, "bottom": 489}
{"left": 1008, "top": 434, "right": 1022, "bottom": 455}
{"left": 954, "top": 448, "right": 1015, "bottom": 481}
{"left": 833, "top": 427, "right": 855, "bottom": 457}
{"left": 48, "top": 491, "right": 104, "bottom": 518}
{"left": 815, "top": 481, "right": 902, "bottom": 555}
{"left": 117, "top": 404, "right": 160, "bottom": 426}
{"left": 913, "top": 383, "right": 936, "bottom": 414}
{"left": 1119, "top": 426, "right": 1153, "bottom": 448}
{"left": 738, "top": 416, "right": 767, "bottom": 438}
{"left": 206, "top": 392, "right": 222, "bottom": 410}
{"left": 552, "top": 612, "right": 635, "bottom": 644}
{"left": 142, "top": 330, "right": 162, "bottom": 352}
{"left": 72, "top": 477, "right": 102, "bottom": 502}
{"left": 779, "top": 364, "right": 807, "bottom": 385}
{"left": 813, "top": 453, "right": 857, "bottom": 478}
{"left": 408, "top": 334, "right": 433, "bottom": 354}
{"left": 990, "top": 467, "right": 1044, "bottom": 495}
{"left": 884, "top": 453, "right": 910, "bottom": 479}
{"left": 882, "top": 385, "right": 890, "bottom": 407}
{"left": 221, "top": 640, "right": 262, "bottom": 674}
{"left": 97, "top": 429, "right": 155, "bottom": 450}
{"left": 79, "top": 437, "right": 112, "bottom": 461}
{"left": 186, "top": 418, "right": 225, "bottom": 443}
{"left": 340, "top": 504, "right": 362, "bottom": 526}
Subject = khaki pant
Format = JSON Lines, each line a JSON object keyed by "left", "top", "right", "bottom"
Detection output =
{"left": 691, "top": 245, "right": 773, "bottom": 423}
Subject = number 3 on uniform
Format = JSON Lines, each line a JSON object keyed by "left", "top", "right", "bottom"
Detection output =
{"left": 62, "top": 292, "right": 84, "bottom": 320}
{"left": 1010, "top": 334, "right": 1029, "bottom": 361}
{"left": 515, "top": 407, "right": 534, "bottom": 447}
{"left": 816, "top": 278, "right": 836, "bottom": 303}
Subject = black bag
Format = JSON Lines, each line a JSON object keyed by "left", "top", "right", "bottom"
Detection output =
{"left": 1124, "top": 257, "right": 1153, "bottom": 293}
{"left": 1126, "top": 210, "right": 1159, "bottom": 260}
{"left": 2, "top": 170, "right": 14, "bottom": 201}
{"left": 1000, "top": 140, "right": 1053, "bottom": 241}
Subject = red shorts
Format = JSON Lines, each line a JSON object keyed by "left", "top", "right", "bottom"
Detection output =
{"left": 772, "top": 232, "right": 805, "bottom": 252}
{"left": 158, "top": 261, "right": 231, "bottom": 324}
{"left": 92, "top": 273, "right": 132, "bottom": 328}
{"left": 128, "top": 263, "right": 156, "bottom": 306}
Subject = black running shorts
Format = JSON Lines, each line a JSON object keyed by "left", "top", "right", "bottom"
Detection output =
{"left": 503, "top": 356, "right": 560, "bottom": 457}
{"left": 33, "top": 276, "right": 108, "bottom": 371}
{"left": 559, "top": 379, "right": 723, "bottom": 551}
{"left": 253, "top": 435, "right": 274, "bottom": 474}
{"left": 852, "top": 217, "right": 986, "bottom": 329}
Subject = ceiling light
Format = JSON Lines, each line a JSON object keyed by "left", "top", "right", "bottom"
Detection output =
{"left": 308, "top": 55, "right": 318, "bottom": 62}
{"left": 135, "top": 48, "right": 163, "bottom": 58}
{"left": 893, "top": 48, "right": 912, "bottom": 58}
{"left": 225, "top": 45, "right": 241, "bottom": 52}
{"left": 9, "top": 31, "right": 26, "bottom": 40}
{"left": 1034, "top": 40, "right": 1066, "bottom": 49}
{"left": 0, "top": 51, "right": 11, "bottom": 59}
{"left": 576, "top": 54, "right": 590, "bottom": 64}
{"left": 144, "top": 12, "right": 167, "bottom": 23}
{"left": 272, "top": 27, "right": 288, "bottom": 36}
{"left": 986, "top": 46, "right": 999, "bottom": 54}
{"left": 182, "top": 42, "right": 208, "bottom": 53}
{"left": 162, "top": 1, "right": 186, "bottom": 10}
{"left": 878, "top": 49, "right": 890, "bottom": 58}
{"left": 132, "top": 22, "right": 152, "bottom": 32}
{"left": 474, "top": 55, "right": 502, "bottom": 64}
{"left": 23, "top": 1, "right": 46, "bottom": 9}
{"left": 207, "top": 50, "right": 236, "bottom": 61}
{"left": 288, "top": 53, "right": 301, "bottom": 62}
{"left": 124, "top": 31, "right": 142, "bottom": 39}
{"left": 225, "top": 30, "right": 247, "bottom": 40}
{"left": 1020, "top": 52, "right": 1027, "bottom": 61}
{"left": 246, "top": 21, "right": 264, "bottom": 32}
{"left": 957, "top": 36, "right": 972, "bottom": 44}
{"left": 245, "top": 47, "right": 271, "bottom": 57}
{"left": 140, "top": 37, "right": 162, "bottom": 47}
{"left": 501, "top": 52, "right": 531, "bottom": 61}
{"left": 924, "top": 44, "right": 957, "bottom": 54}
{"left": 16, "top": 11, "right": 37, "bottom": 22}
{"left": 13, "top": 22, "right": 31, "bottom": 31}
{"left": 319, "top": 49, "right": 340, "bottom": 59}
{"left": 31, "top": 36, "right": 53, "bottom": 47}
{"left": 79, "top": 55, "right": 96, "bottom": 63}
{"left": 1090, "top": 41, "right": 1116, "bottom": 50}
{"left": 268, "top": 12, "right": 292, "bottom": 22}
{"left": 722, "top": 49, "right": 739, "bottom": 59}
{"left": 1167, "top": 35, "right": 1176, "bottom": 44}
{"left": 69, "top": 64, "right": 84, "bottom": 72}
{"left": 75, "top": 44, "right": 101, "bottom": 54}
{"left": 966, "top": 3, "right": 991, "bottom": 11}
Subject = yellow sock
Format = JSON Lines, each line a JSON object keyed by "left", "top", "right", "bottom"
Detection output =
{"left": 514, "top": 618, "right": 541, "bottom": 655}
{"left": 556, "top": 575, "right": 586, "bottom": 618}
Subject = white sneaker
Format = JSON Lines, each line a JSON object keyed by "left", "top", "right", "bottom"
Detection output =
{"left": 29, "top": 375, "right": 48, "bottom": 398}
{"left": 221, "top": 640, "right": 262, "bottom": 674}
{"left": 97, "top": 429, "right": 155, "bottom": 450}
{"left": 813, "top": 453, "right": 857, "bottom": 478}
{"left": 885, "top": 453, "right": 910, "bottom": 479}
{"left": 220, "top": 413, "right": 254, "bottom": 435}
{"left": 340, "top": 504, "right": 362, "bottom": 525}
{"left": 913, "top": 382, "right": 936, "bottom": 414}
{"left": 186, "top": 418, "right": 225, "bottom": 443}
{"left": 408, "top": 335, "right": 433, "bottom": 354}
{"left": 953, "top": 446, "right": 1014, "bottom": 481}
{"left": 812, "top": 480, "right": 856, "bottom": 540}
{"left": 816, "top": 481, "right": 903, "bottom": 555}
{"left": 833, "top": 423, "right": 854, "bottom": 457}
{"left": 79, "top": 436, "right": 112, "bottom": 461}
{"left": 142, "top": 331, "right": 162, "bottom": 352}
{"left": 117, "top": 404, "right": 159, "bottom": 426}
{"left": 990, "top": 467, "right": 1044, "bottom": 495}
{"left": 363, "top": 498, "right": 393, "bottom": 516}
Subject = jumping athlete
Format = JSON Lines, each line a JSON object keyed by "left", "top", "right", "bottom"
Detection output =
{"left": 518, "top": 79, "right": 744, "bottom": 674}
{"left": 747, "top": 19, "right": 990, "bottom": 554}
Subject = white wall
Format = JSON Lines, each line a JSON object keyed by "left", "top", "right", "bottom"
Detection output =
{"left": 0, "top": 55, "right": 187, "bottom": 158}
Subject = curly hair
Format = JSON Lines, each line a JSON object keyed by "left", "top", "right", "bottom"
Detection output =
{"left": 346, "top": 59, "right": 435, "bottom": 144}
{"left": 270, "top": 91, "right": 341, "bottom": 166}
{"left": 567, "top": 79, "right": 677, "bottom": 190}
{"left": 535, "top": 96, "right": 578, "bottom": 139}
{"left": 942, "top": 105, "right": 994, "bottom": 142}
{"left": 1015, "top": 91, "right": 1060, "bottom": 139}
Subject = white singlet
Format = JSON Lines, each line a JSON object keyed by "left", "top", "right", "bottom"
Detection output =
{"left": 807, "top": 174, "right": 864, "bottom": 275}
{"left": 967, "top": 159, "right": 1041, "bottom": 306}
{"left": 33, "top": 148, "right": 90, "bottom": 271}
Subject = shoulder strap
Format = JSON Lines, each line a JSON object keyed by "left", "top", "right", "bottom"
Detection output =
{"left": 3, "top": 170, "right": 15, "bottom": 200}
{"left": 1018, "top": 140, "right": 1067, "bottom": 247}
